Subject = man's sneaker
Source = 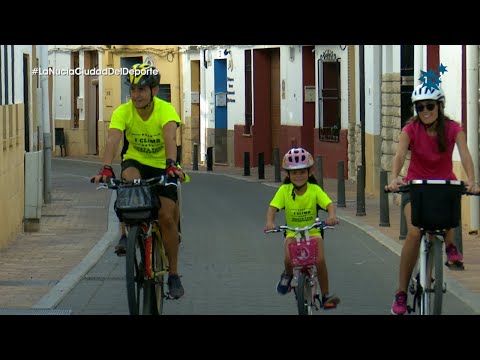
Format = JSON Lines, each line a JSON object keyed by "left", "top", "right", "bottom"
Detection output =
{"left": 391, "top": 290, "right": 407, "bottom": 315}
{"left": 446, "top": 243, "right": 463, "bottom": 264}
{"left": 114, "top": 235, "right": 127, "bottom": 256}
{"left": 276, "top": 271, "right": 293, "bottom": 295}
{"left": 167, "top": 274, "right": 184, "bottom": 299}
{"left": 322, "top": 293, "right": 340, "bottom": 309}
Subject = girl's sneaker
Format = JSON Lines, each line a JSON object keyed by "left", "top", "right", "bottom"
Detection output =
{"left": 322, "top": 293, "right": 340, "bottom": 309}
{"left": 276, "top": 271, "right": 292, "bottom": 295}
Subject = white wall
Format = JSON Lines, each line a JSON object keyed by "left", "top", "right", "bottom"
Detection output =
{"left": 49, "top": 50, "right": 71, "bottom": 120}
{"left": 181, "top": 48, "right": 192, "bottom": 121}
{"left": 203, "top": 45, "right": 308, "bottom": 131}
{"left": 48, "top": 45, "right": 95, "bottom": 122}
{"left": 227, "top": 47, "right": 246, "bottom": 130}
{"left": 283, "top": 45, "right": 303, "bottom": 127}
{"left": 440, "top": 45, "right": 463, "bottom": 162}
{"left": 365, "top": 45, "right": 382, "bottom": 135}
{"left": 200, "top": 45, "right": 350, "bottom": 143}
{"left": 440, "top": 45, "right": 462, "bottom": 122}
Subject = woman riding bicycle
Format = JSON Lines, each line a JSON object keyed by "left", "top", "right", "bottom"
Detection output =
{"left": 264, "top": 147, "right": 340, "bottom": 309}
{"left": 386, "top": 82, "right": 479, "bottom": 315}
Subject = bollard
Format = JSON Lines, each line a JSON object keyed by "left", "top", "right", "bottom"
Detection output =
{"left": 316, "top": 156, "right": 324, "bottom": 189}
{"left": 273, "top": 147, "right": 281, "bottom": 182}
{"left": 243, "top": 152, "right": 250, "bottom": 176}
{"left": 206, "top": 147, "right": 213, "bottom": 171}
{"left": 356, "top": 165, "right": 366, "bottom": 216}
{"left": 379, "top": 170, "right": 390, "bottom": 226}
{"left": 192, "top": 143, "right": 198, "bottom": 171}
{"left": 399, "top": 201, "right": 407, "bottom": 240}
{"left": 258, "top": 152, "right": 265, "bottom": 180}
{"left": 176, "top": 145, "right": 182, "bottom": 164}
{"left": 454, "top": 226, "right": 463, "bottom": 255}
{"left": 337, "top": 161, "right": 346, "bottom": 207}
{"left": 454, "top": 204, "right": 463, "bottom": 255}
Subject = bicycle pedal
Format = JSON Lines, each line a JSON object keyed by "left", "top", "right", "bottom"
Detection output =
{"left": 114, "top": 249, "right": 126, "bottom": 257}
{"left": 445, "top": 261, "right": 465, "bottom": 271}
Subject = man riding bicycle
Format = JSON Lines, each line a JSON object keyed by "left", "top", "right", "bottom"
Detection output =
{"left": 91, "top": 63, "right": 188, "bottom": 299}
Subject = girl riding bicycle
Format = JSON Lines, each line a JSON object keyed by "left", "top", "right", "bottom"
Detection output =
{"left": 264, "top": 147, "right": 340, "bottom": 309}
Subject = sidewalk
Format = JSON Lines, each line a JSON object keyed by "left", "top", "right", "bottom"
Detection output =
{"left": 0, "top": 158, "right": 113, "bottom": 313}
{"left": 0, "top": 157, "right": 479, "bottom": 313}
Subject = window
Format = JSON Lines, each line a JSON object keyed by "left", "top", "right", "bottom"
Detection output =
{"left": 244, "top": 50, "right": 252, "bottom": 135}
{"left": 156, "top": 84, "right": 171, "bottom": 102}
{"left": 318, "top": 59, "right": 341, "bottom": 142}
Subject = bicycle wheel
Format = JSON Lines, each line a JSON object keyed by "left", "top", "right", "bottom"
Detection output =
{"left": 420, "top": 236, "right": 437, "bottom": 315}
{"left": 296, "top": 272, "right": 312, "bottom": 315}
{"left": 431, "top": 236, "right": 444, "bottom": 315}
{"left": 151, "top": 231, "right": 164, "bottom": 315}
{"left": 126, "top": 225, "right": 151, "bottom": 315}
{"left": 408, "top": 269, "right": 421, "bottom": 314}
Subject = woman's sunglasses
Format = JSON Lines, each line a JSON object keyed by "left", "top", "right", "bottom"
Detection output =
{"left": 415, "top": 103, "right": 436, "bottom": 112}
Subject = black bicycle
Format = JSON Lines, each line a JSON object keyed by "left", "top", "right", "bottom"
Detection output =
{"left": 98, "top": 176, "right": 179, "bottom": 315}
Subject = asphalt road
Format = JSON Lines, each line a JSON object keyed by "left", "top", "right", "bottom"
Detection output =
{"left": 54, "top": 167, "right": 477, "bottom": 315}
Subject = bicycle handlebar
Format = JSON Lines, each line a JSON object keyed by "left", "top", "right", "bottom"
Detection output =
{"left": 96, "top": 175, "right": 177, "bottom": 191}
{"left": 384, "top": 184, "right": 479, "bottom": 196}
{"left": 265, "top": 220, "right": 335, "bottom": 234}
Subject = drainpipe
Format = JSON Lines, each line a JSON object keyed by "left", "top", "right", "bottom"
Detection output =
{"left": 359, "top": 45, "right": 365, "bottom": 184}
{"left": 40, "top": 45, "right": 52, "bottom": 203}
{"left": 467, "top": 45, "right": 479, "bottom": 231}
{"left": 200, "top": 47, "right": 209, "bottom": 164}
{"left": 414, "top": 45, "right": 424, "bottom": 86}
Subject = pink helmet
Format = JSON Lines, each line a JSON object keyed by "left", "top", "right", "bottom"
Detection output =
{"left": 282, "top": 148, "right": 314, "bottom": 170}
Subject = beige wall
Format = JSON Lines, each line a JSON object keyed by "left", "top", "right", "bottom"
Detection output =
{"left": 365, "top": 132, "right": 381, "bottom": 195}
{"left": 0, "top": 104, "right": 25, "bottom": 249}
{"left": 53, "top": 120, "right": 89, "bottom": 157}
{"left": 98, "top": 46, "right": 183, "bottom": 159}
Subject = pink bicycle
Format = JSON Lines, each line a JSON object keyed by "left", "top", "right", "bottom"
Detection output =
{"left": 266, "top": 219, "right": 335, "bottom": 315}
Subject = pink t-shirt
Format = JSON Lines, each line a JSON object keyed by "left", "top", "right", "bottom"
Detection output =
{"left": 403, "top": 120, "right": 462, "bottom": 182}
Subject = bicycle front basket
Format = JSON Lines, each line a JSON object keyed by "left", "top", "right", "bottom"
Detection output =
{"left": 288, "top": 238, "right": 319, "bottom": 268}
{"left": 409, "top": 180, "right": 463, "bottom": 230}
{"left": 114, "top": 184, "right": 159, "bottom": 223}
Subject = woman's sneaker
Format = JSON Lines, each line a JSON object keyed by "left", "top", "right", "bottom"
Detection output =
{"left": 446, "top": 243, "right": 463, "bottom": 266}
{"left": 276, "top": 271, "right": 293, "bottom": 295}
{"left": 391, "top": 290, "right": 407, "bottom": 315}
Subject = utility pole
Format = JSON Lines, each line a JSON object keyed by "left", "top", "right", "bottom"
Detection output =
{"left": 359, "top": 46, "right": 366, "bottom": 188}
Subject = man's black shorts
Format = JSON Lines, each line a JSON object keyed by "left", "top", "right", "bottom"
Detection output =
{"left": 121, "top": 159, "right": 178, "bottom": 202}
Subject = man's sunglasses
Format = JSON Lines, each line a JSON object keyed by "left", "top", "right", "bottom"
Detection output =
{"left": 415, "top": 103, "right": 436, "bottom": 112}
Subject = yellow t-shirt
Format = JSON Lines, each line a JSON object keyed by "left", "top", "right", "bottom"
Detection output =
{"left": 110, "top": 97, "right": 181, "bottom": 169}
{"left": 269, "top": 182, "right": 332, "bottom": 237}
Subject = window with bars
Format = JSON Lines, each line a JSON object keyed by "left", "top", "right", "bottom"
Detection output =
{"left": 318, "top": 59, "right": 341, "bottom": 142}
